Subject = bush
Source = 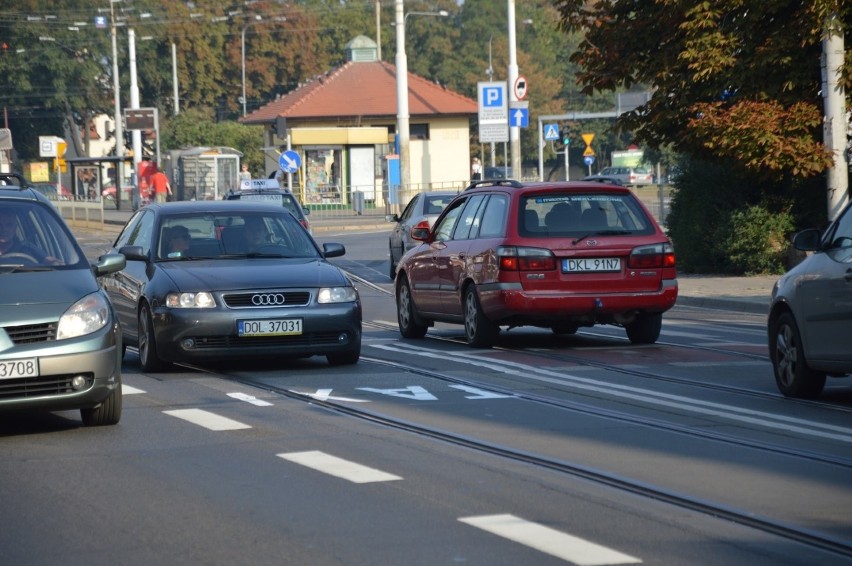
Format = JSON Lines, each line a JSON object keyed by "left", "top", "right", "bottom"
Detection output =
{"left": 665, "top": 157, "right": 813, "bottom": 275}
{"left": 723, "top": 205, "right": 794, "bottom": 275}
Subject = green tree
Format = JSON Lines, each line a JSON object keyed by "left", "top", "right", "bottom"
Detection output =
{"left": 553, "top": 0, "right": 850, "bottom": 180}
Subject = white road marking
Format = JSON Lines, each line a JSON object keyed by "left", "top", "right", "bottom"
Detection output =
{"left": 357, "top": 385, "right": 438, "bottom": 400}
{"left": 291, "top": 388, "right": 370, "bottom": 403}
{"left": 459, "top": 514, "right": 641, "bottom": 565}
{"left": 227, "top": 392, "right": 274, "bottom": 406}
{"left": 371, "top": 343, "right": 852, "bottom": 443}
{"left": 122, "top": 385, "right": 145, "bottom": 395}
{"left": 163, "top": 409, "right": 252, "bottom": 431}
{"left": 277, "top": 450, "right": 402, "bottom": 483}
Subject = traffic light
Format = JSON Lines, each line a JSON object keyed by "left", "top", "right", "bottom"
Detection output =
{"left": 561, "top": 127, "right": 570, "bottom": 149}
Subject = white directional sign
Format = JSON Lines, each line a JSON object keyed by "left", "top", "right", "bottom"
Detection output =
{"left": 477, "top": 81, "right": 508, "bottom": 143}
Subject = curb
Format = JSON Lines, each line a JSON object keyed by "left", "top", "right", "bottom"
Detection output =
{"left": 676, "top": 295, "right": 768, "bottom": 315}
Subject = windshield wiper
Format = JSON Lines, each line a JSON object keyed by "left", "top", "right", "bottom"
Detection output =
{"left": 571, "top": 229, "right": 632, "bottom": 245}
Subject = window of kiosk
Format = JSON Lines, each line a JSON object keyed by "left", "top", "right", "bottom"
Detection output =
{"left": 304, "top": 148, "right": 342, "bottom": 204}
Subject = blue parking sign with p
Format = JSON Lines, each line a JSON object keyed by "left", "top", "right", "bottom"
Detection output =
{"left": 483, "top": 86, "right": 503, "bottom": 107}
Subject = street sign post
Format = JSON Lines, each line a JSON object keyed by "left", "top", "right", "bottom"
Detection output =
{"left": 477, "top": 81, "right": 509, "bottom": 143}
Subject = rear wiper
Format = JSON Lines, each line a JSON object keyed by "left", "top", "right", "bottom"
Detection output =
{"left": 571, "top": 229, "right": 631, "bottom": 245}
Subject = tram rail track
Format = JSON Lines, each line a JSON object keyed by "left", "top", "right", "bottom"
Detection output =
{"left": 219, "top": 355, "right": 852, "bottom": 559}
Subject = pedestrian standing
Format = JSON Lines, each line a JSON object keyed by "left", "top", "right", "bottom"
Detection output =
{"left": 471, "top": 157, "right": 482, "bottom": 181}
{"left": 151, "top": 168, "right": 172, "bottom": 203}
{"left": 239, "top": 164, "right": 252, "bottom": 186}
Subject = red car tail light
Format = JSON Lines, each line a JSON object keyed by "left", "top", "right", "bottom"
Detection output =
{"left": 497, "top": 246, "right": 557, "bottom": 271}
{"left": 628, "top": 243, "right": 676, "bottom": 268}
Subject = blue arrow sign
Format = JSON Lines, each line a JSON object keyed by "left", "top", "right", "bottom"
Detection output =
{"left": 544, "top": 123, "right": 559, "bottom": 141}
{"left": 279, "top": 150, "right": 301, "bottom": 173}
{"left": 511, "top": 108, "right": 529, "bottom": 128}
{"left": 584, "top": 155, "right": 596, "bottom": 166}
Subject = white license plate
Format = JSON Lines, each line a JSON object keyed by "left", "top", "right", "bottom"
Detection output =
{"left": 0, "top": 358, "right": 40, "bottom": 379}
{"left": 238, "top": 318, "right": 303, "bottom": 337}
{"left": 562, "top": 258, "right": 622, "bottom": 272}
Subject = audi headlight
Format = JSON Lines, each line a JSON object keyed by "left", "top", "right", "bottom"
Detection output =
{"left": 317, "top": 286, "right": 357, "bottom": 304}
{"left": 57, "top": 292, "right": 111, "bottom": 340}
{"left": 166, "top": 292, "right": 216, "bottom": 308}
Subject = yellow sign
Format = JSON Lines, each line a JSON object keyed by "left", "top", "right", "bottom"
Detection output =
{"left": 582, "top": 133, "right": 595, "bottom": 146}
{"left": 54, "top": 141, "right": 67, "bottom": 173}
{"left": 583, "top": 147, "right": 596, "bottom": 157}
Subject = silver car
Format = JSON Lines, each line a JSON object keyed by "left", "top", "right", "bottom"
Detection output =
{"left": 0, "top": 175, "right": 127, "bottom": 425}
{"left": 768, "top": 200, "right": 852, "bottom": 398}
{"left": 584, "top": 166, "right": 653, "bottom": 186}
{"left": 386, "top": 190, "right": 456, "bottom": 279}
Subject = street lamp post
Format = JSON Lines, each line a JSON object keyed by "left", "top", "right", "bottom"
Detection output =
{"left": 240, "top": 15, "right": 261, "bottom": 117}
{"left": 394, "top": 1, "right": 448, "bottom": 206}
{"left": 241, "top": 16, "right": 285, "bottom": 117}
{"left": 110, "top": 0, "right": 124, "bottom": 210}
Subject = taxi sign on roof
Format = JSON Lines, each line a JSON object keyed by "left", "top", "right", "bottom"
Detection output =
{"left": 240, "top": 178, "right": 280, "bottom": 191}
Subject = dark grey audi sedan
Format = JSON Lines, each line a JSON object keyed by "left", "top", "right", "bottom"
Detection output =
{"left": 102, "top": 200, "right": 361, "bottom": 371}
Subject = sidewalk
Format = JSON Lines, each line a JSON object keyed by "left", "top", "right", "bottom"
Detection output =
{"left": 72, "top": 211, "right": 776, "bottom": 316}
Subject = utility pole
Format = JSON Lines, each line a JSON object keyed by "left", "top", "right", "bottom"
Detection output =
{"left": 507, "top": 0, "right": 520, "bottom": 178}
{"left": 110, "top": 1, "right": 124, "bottom": 210}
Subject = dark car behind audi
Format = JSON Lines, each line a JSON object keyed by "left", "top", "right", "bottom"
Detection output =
{"left": 102, "top": 200, "right": 361, "bottom": 371}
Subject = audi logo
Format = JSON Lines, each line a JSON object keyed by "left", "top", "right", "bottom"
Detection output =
{"left": 251, "top": 293, "right": 286, "bottom": 306}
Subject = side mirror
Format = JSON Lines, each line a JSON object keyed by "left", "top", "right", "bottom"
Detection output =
{"left": 94, "top": 252, "right": 127, "bottom": 277}
{"left": 323, "top": 242, "right": 346, "bottom": 258}
{"left": 386, "top": 213, "right": 400, "bottom": 223}
{"left": 791, "top": 228, "right": 821, "bottom": 252}
{"left": 410, "top": 219, "right": 431, "bottom": 242}
{"left": 118, "top": 245, "right": 148, "bottom": 262}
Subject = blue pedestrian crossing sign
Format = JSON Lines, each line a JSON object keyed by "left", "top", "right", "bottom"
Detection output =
{"left": 279, "top": 150, "right": 301, "bottom": 173}
{"left": 544, "top": 123, "right": 560, "bottom": 141}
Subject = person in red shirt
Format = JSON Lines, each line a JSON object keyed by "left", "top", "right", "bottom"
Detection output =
{"left": 151, "top": 169, "right": 172, "bottom": 203}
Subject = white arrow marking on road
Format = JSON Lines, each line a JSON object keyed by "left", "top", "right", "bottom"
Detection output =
{"left": 357, "top": 385, "right": 437, "bottom": 401}
{"left": 294, "top": 388, "right": 369, "bottom": 403}
{"left": 449, "top": 384, "right": 513, "bottom": 399}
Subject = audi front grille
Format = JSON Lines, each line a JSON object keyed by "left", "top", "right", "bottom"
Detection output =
{"left": 223, "top": 291, "right": 311, "bottom": 308}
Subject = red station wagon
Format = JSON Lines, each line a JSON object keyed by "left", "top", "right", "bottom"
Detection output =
{"left": 393, "top": 179, "right": 678, "bottom": 347}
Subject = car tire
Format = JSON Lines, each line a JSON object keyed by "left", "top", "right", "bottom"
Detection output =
{"left": 770, "top": 311, "right": 826, "bottom": 398}
{"left": 138, "top": 303, "right": 166, "bottom": 372}
{"left": 80, "top": 374, "right": 122, "bottom": 426}
{"left": 464, "top": 286, "right": 499, "bottom": 348}
{"left": 625, "top": 312, "right": 662, "bottom": 344}
{"left": 551, "top": 323, "right": 578, "bottom": 335}
{"left": 397, "top": 276, "right": 428, "bottom": 339}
